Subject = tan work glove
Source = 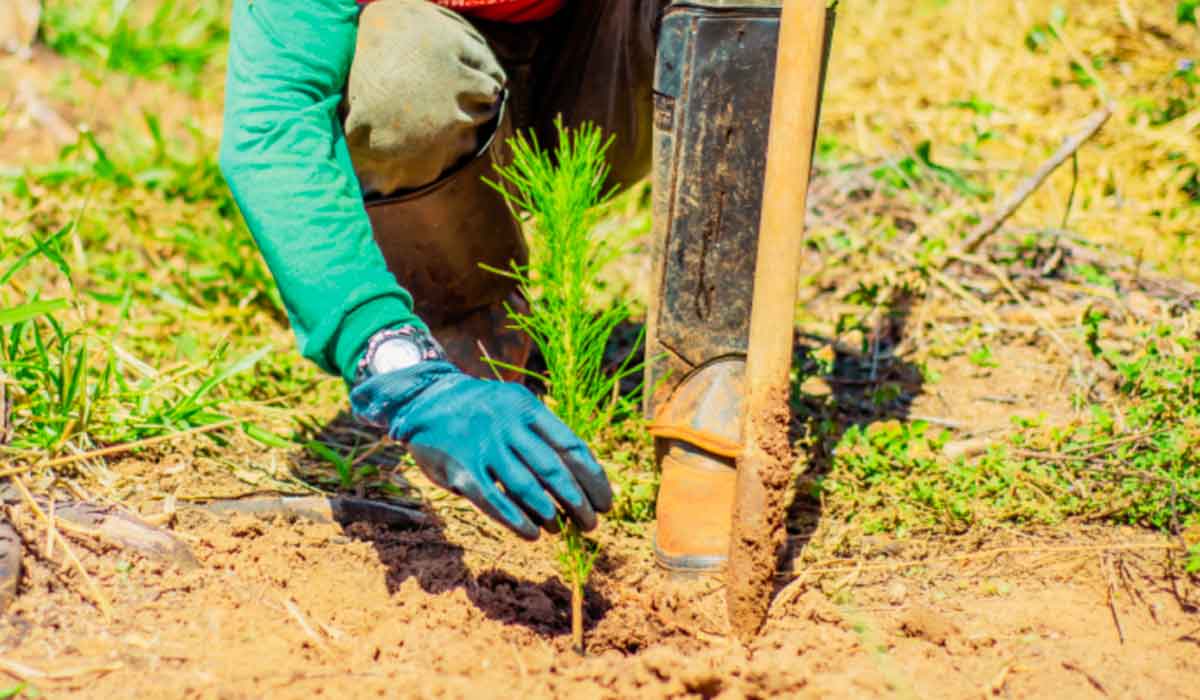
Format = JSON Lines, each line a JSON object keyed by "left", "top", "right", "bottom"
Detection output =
{"left": 345, "top": 0, "right": 507, "bottom": 196}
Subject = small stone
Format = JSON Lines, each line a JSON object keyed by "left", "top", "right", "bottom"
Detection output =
{"left": 800, "top": 376, "right": 833, "bottom": 397}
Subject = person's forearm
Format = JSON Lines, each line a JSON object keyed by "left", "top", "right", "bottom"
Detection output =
{"left": 219, "top": 0, "right": 423, "bottom": 382}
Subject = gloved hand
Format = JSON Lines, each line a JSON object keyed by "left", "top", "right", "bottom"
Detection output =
{"left": 350, "top": 361, "right": 613, "bottom": 540}
{"left": 345, "top": 0, "right": 508, "bottom": 195}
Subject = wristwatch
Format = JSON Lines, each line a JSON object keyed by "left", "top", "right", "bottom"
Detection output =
{"left": 354, "top": 326, "right": 449, "bottom": 383}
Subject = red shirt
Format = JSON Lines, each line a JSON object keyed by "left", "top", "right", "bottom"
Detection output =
{"left": 359, "top": 0, "right": 565, "bottom": 22}
{"left": 437, "top": 0, "right": 564, "bottom": 21}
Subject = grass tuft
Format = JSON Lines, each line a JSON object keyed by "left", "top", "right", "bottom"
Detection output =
{"left": 814, "top": 324, "right": 1200, "bottom": 538}
{"left": 41, "top": 0, "right": 229, "bottom": 96}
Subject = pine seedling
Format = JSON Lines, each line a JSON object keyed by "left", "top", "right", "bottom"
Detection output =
{"left": 487, "top": 118, "right": 643, "bottom": 654}
{"left": 556, "top": 516, "right": 599, "bottom": 653}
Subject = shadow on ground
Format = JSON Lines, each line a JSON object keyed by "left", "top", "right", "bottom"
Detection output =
{"left": 296, "top": 411, "right": 616, "bottom": 637}
{"left": 339, "top": 517, "right": 615, "bottom": 638}
{"left": 295, "top": 301, "right": 924, "bottom": 627}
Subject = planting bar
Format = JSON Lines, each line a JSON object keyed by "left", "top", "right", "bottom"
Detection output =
{"left": 727, "top": 0, "right": 832, "bottom": 641}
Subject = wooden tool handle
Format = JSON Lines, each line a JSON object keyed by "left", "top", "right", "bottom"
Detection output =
{"left": 727, "top": 0, "right": 830, "bottom": 641}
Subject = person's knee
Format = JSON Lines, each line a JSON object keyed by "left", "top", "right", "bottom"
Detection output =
{"left": 345, "top": 0, "right": 506, "bottom": 196}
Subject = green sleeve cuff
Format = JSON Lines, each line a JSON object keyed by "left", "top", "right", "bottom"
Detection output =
{"left": 334, "top": 296, "right": 428, "bottom": 383}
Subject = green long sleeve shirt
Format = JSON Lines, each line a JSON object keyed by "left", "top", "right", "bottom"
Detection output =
{"left": 219, "top": 0, "right": 425, "bottom": 383}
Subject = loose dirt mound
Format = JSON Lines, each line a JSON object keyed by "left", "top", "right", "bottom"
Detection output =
{"left": 1, "top": 507, "right": 1195, "bottom": 699}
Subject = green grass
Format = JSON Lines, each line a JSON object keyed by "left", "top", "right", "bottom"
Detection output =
{"left": 807, "top": 304, "right": 1200, "bottom": 540}
{"left": 601, "top": 419, "right": 658, "bottom": 526}
{"left": 0, "top": 259, "right": 273, "bottom": 455}
{"left": 305, "top": 440, "right": 379, "bottom": 491}
{"left": 40, "top": 0, "right": 229, "bottom": 96}
{"left": 0, "top": 69, "right": 314, "bottom": 472}
{"left": 0, "top": 682, "right": 34, "bottom": 699}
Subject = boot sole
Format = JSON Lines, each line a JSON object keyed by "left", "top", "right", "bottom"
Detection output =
{"left": 653, "top": 539, "right": 727, "bottom": 575}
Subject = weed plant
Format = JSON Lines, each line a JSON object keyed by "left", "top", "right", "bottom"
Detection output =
{"left": 488, "top": 119, "right": 642, "bottom": 653}
{"left": 815, "top": 322, "right": 1200, "bottom": 537}
{"left": 306, "top": 440, "right": 378, "bottom": 491}
{"left": 1, "top": 95, "right": 300, "bottom": 472}
{"left": 41, "top": 0, "right": 229, "bottom": 95}
{"left": 0, "top": 235, "right": 272, "bottom": 454}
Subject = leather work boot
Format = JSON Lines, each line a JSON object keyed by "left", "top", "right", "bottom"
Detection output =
{"left": 643, "top": 4, "right": 793, "bottom": 573}
{"left": 649, "top": 358, "right": 744, "bottom": 573}
{"left": 654, "top": 443, "right": 737, "bottom": 572}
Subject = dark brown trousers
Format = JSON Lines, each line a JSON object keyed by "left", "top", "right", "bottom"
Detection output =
{"left": 352, "top": 1, "right": 667, "bottom": 376}
{"left": 476, "top": 0, "right": 665, "bottom": 188}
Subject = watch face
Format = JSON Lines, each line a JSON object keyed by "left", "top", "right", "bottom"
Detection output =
{"left": 370, "top": 338, "right": 424, "bottom": 375}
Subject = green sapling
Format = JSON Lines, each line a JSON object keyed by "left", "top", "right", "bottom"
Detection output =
{"left": 487, "top": 118, "right": 643, "bottom": 654}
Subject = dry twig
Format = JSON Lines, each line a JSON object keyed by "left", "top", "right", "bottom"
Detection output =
{"left": 0, "top": 656, "right": 122, "bottom": 681}
{"left": 10, "top": 476, "right": 113, "bottom": 620}
{"left": 1062, "top": 660, "right": 1109, "bottom": 695}
{"left": 983, "top": 660, "right": 1016, "bottom": 698}
{"left": 281, "top": 597, "right": 333, "bottom": 655}
{"left": 1102, "top": 555, "right": 1126, "bottom": 644}
{"left": 41, "top": 418, "right": 241, "bottom": 470}
{"left": 0, "top": 376, "right": 9, "bottom": 447}
{"left": 0, "top": 419, "right": 243, "bottom": 481}
{"left": 951, "top": 252, "right": 1075, "bottom": 358}
{"left": 959, "top": 105, "right": 1114, "bottom": 255}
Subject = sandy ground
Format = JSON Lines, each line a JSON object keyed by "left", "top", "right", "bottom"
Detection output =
{"left": 0, "top": 503, "right": 1195, "bottom": 699}
{"left": 3, "top": 7, "right": 1199, "bottom": 698}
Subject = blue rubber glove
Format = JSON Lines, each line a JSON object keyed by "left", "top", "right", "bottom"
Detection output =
{"left": 350, "top": 361, "right": 613, "bottom": 540}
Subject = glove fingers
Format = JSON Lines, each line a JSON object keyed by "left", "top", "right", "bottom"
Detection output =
{"left": 456, "top": 83, "right": 504, "bottom": 125}
{"left": 458, "top": 33, "right": 506, "bottom": 87}
{"left": 469, "top": 477, "right": 540, "bottom": 541}
{"left": 413, "top": 442, "right": 539, "bottom": 541}
{"left": 510, "top": 433, "right": 597, "bottom": 531}
{"left": 455, "top": 66, "right": 504, "bottom": 119}
{"left": 528, "top": 416, "right": 614, "bottom": 515}
{"left": 519, "top": 499, "right": 561, "bottom": 536}
{"left": 488, "top": 457, "right": 559, "bottom": 531}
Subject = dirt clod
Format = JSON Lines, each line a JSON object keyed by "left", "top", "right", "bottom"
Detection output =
{"left": 898, "top": 605, "right": 962, "bottom": 646}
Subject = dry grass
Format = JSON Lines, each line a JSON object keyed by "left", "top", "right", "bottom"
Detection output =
{"left": 821, "top": 0, "right": 1198, "bottom": 279}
